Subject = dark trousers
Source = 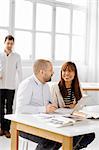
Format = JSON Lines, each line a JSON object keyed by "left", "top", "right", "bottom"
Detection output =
{"left": 0, "top": 89, "right": 15, "bottom": 131}
{"left": 19, "top": 132, "right": 61, "bottom": 150}
{"left": 19, "top": 131, "right": 95, "bottom": 150}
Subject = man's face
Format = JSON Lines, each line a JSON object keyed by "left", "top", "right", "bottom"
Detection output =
{"left": 4, "top": 39, "right": 14, "bottom": 53}
{"left": 43, "top": 64, "right": 54, "bottom": 82}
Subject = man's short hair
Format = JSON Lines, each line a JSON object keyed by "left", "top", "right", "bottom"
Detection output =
{"left": 33, "top": 59, "right": 52, "bottom": 75}
{"left": 4, "top": 35, "right": 14, "bottom": 42}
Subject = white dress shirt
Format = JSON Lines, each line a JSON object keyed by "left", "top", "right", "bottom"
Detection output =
{"left": 0, "top": 52, "right": 22, "bottom": 90}
{"left": 15, "top": 74, "right": 51, "bottom": 114}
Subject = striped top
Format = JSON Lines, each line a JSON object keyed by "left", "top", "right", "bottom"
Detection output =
{"left": 63, "top": 88, "right": 75, "bottom": 105}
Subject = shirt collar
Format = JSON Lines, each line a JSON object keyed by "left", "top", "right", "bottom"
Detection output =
{"left": 4, "top": 51, "right": 13, "bottom": 57}
{"left": 33, "top": 73, "right": 43, "bottom": 85}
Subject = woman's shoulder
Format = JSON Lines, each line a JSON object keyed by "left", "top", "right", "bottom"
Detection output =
{"left": 51, "top": 82, "right": 60, "bottom": 91}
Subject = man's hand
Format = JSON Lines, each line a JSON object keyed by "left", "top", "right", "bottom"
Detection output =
{"left": 46, "top": 103, "right": 57, "bottom": 113}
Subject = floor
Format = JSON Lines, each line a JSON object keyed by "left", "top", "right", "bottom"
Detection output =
{"left": 0, "top": 136, "right": 11, "bottom": 150}
{"left": 0, "top": 136, "right": 37, "bottom": 150}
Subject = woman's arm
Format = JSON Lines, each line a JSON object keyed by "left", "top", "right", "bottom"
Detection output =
{"left": 50, "top": 84, "right": 59, "bottom": 108}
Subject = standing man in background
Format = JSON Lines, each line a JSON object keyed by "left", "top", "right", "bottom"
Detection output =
{"left": 0, "top": 35, "right": 22, "bottom": 138}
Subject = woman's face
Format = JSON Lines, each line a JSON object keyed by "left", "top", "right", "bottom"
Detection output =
{"left": 62, "top": 67, "right": 75, "bottom": 82}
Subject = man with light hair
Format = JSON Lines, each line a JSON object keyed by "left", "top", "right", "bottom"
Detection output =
{"left": 16, "top": 59, "right": 56, "bottom": 114}
{"left": 15, "top": 59, "right": 61, "bottom": 150}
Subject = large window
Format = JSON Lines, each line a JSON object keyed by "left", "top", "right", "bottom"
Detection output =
{"left": 56, "top": 7, "right": 70, "bottom": 34}
{"left": 0, "top": 0, "right": 9, "bottom": 27}
{"left": 0, "top": 0, "right": 88, "bottom": 64}
{"left": 35, "top": 3, "right": 52, "bottom": 59}
{"left": 14, "top": 0, "right": 33, "bottom": 60}
{"left": 36, "top": 3, "right": 52, "bottom": 32}
{"left": 0, "top": 0, "right": 9, "bottom": 51}
{"left": 71, "top": 9, "right": 86, "bottom": 62}
{"left": 55, "top": 35, "right": 69, "bottom": 60}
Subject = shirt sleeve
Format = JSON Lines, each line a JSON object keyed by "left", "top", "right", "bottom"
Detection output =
{"left": 50, "top": 84, "right": 59, "bottom": 107}
{"left": 16, "top": 55, "right": 22, "bottom": 83}
{"left": 15, "top": 80, "right": 46, "bottom": 114}
{"left": 45, "top": 84, "right": 52, "bottom": 105}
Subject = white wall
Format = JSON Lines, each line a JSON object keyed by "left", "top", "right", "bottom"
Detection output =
{"left": 22, "top": 64, "right": 88, "bottom": 82}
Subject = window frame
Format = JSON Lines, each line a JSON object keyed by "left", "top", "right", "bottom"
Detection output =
{"left": 0, "top": 0, "right": 88, "bottom": 66}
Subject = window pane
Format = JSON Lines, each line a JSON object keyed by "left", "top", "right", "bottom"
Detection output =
{"left": 0, "top": 30, "right": 8, "bottom": 52}
{"left": 71, "top": 36, "right": 85, "bottom": 63}
{"left": 55, "top": 35, "right": 69, "bottom": 60}
{"left": 56, "top": 7, "right": 70, "bottom": 33}
{"left": 73, "top": 10, "right": 86, "bottom": 35}
{"left": 72, "top": 0, "right": 87, "bottom": 6}
{"left": 0, "top": 0, "right": 9, "bottom": 26}
{"left": 35, "top": 33, "right": 51, "bottom": 59}
{"left": 15, "top": 0, "right": 33, "bottom": 29}
{"left": 56, "top": 0, "right": 71, "bottom": 3}
{"left": 15, "top": 31, "right": 32, "bottom": 60}
{"left": 36, "top": 4, "right": 52, "bottom": 31}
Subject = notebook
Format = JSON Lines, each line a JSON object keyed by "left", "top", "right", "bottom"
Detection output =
{"left": 78, "top": 105, "right": 99, "bottom": 119}
{"left": 32, "top": 96, "right": 88, "bottom": 128}
{"left": 55, "top": 96, "right": 88, "bottom": 115}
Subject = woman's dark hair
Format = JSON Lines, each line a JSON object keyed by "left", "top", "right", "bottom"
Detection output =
{"left": 4, "top": 35, "right": 14, "bottom": 42}
{"left": 58, "top": 61, "right": 82, "bottom": 102}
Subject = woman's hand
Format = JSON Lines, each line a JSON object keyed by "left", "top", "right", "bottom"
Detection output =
{"left": 70, "top": 100, "right": 76, "bottom": 108}
{"left": 69, "top": 103, "right": 76, "bottom": 109}
{"left": 64, "top": 100, "right": 76, "bottom": 109}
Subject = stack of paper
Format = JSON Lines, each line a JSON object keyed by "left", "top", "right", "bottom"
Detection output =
{"left": 73, "top": 105, "right": 99, "bottom": 119}
{"left": 32, "top": 113, "right": 84, "bottom": 128}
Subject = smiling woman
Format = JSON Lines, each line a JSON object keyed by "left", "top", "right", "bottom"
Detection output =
{"left": 51, "top": 61, "right": 82, "bottom": 108}
{"left": 50, "top": 61, "right": 95, "bottom": 149}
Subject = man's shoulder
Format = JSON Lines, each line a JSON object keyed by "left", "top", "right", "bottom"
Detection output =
{"left": 12, "top": 52, "right": 21, "bottom": 58}
{"left": 49, "top": 82, "right": 58, "bottom": 88}
{"left": 0, "top": 52, "right": 4, "bottom": 57}
{"left": 51, "top": 82, "right": 60, "bottom": 91}
{"left": 0, "top": 53, "right": 5, "bottom": 62}
{"left": 0, "top": 53, "right": 2, "bottom": 58}
{"left": 19, "top": 75, "right": 33, "bottom": 87}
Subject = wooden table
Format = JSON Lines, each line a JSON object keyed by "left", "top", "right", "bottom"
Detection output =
{"left": 5, "top": 114, "right": 98, "bottom": 150}
{"left": 81, "top": 82, "right": 99, "bottom": 91}
{"left": 48, "top": 82, "right": 99, "bottom": 92}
